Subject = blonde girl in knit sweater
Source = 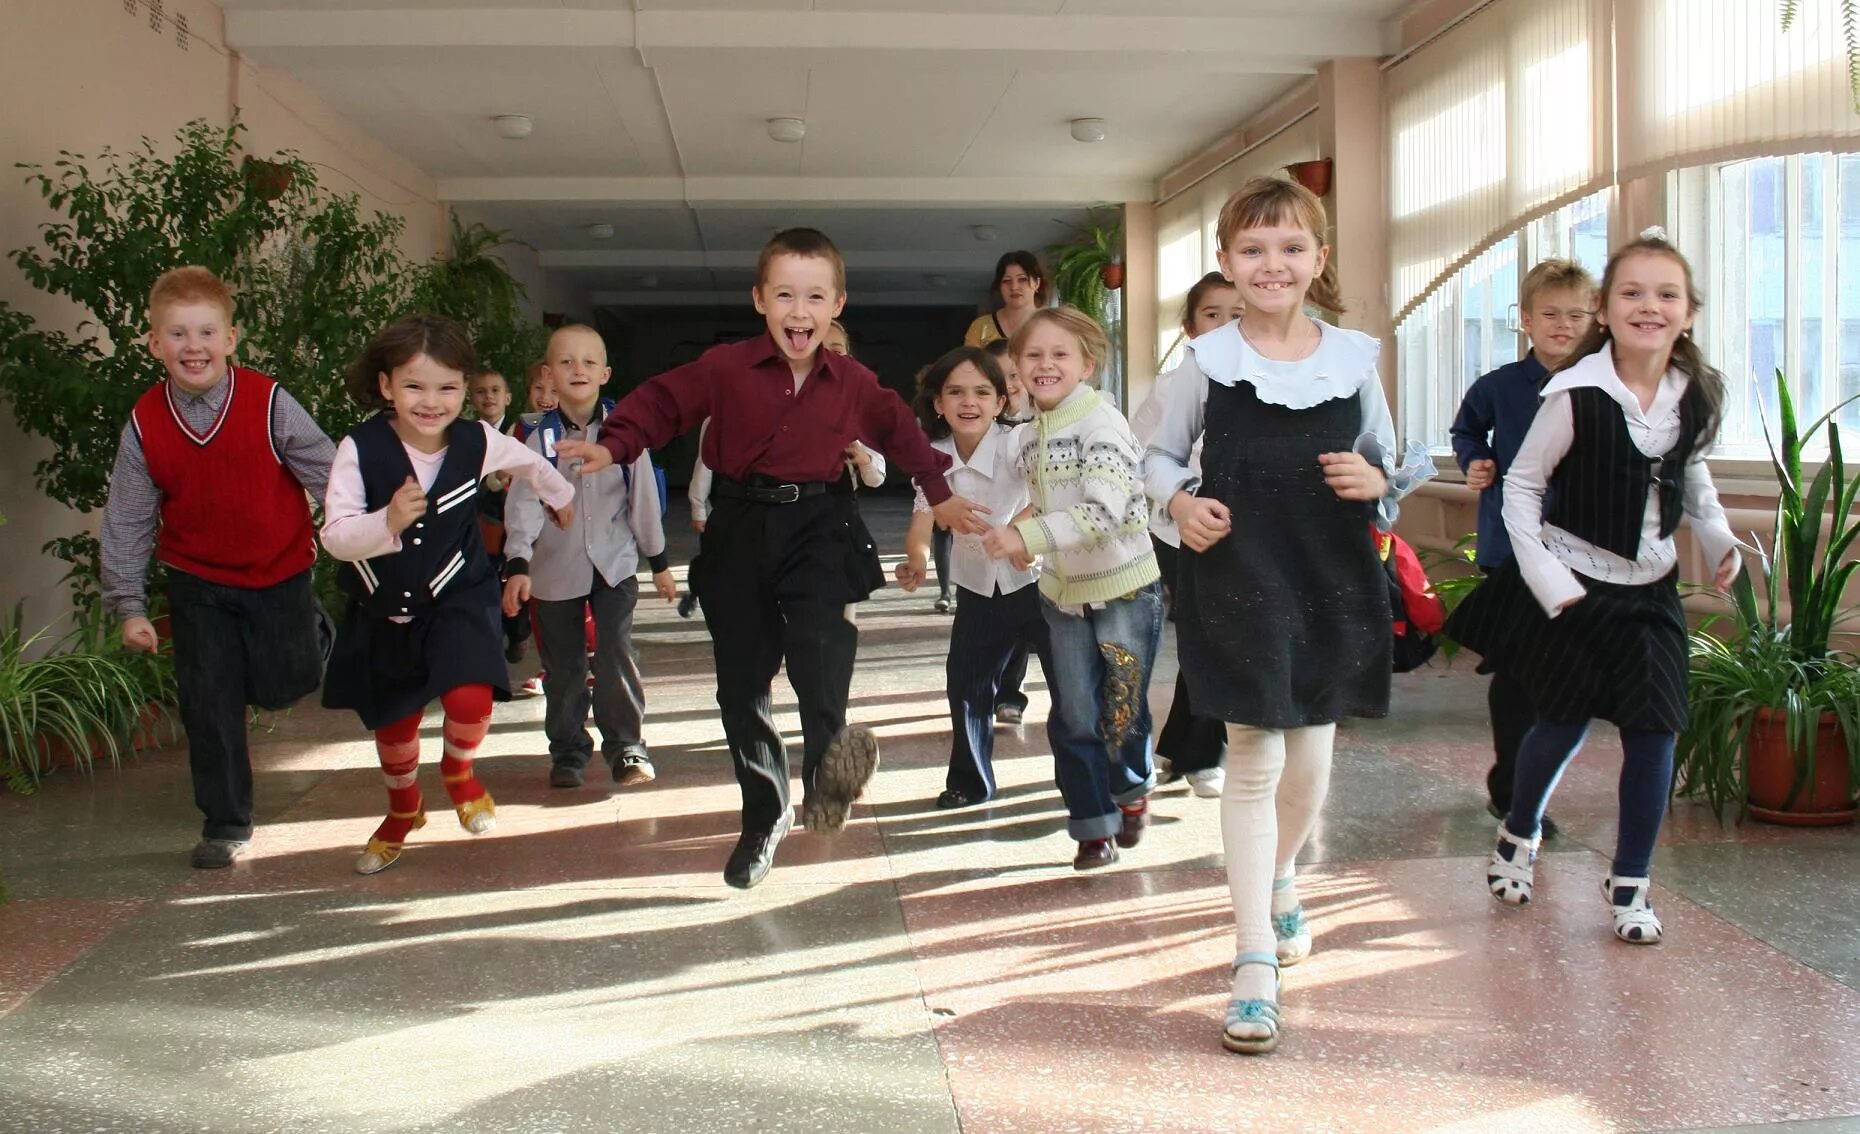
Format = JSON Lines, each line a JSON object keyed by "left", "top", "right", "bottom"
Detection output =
{"left": 983, "top": 307, "right": 1164, "bottom": 871}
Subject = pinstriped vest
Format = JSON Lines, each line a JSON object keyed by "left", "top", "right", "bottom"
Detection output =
{"left": 338, "top": 413, "right": 493, "bottom": 618}
{"left": 1543, "top": 382, "right": 1705, "bottom": 559}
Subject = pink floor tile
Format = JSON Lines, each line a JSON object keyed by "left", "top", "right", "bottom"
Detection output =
{"left": 0, "top": 897, "right": 146, "bottom": 1017}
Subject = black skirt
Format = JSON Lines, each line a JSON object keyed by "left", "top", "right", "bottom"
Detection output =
{"left": 321, "top": 575, "right": 512, "bottom": 731}
{"left": 1443, "top": 560, "right": 1689, "bottom": 732}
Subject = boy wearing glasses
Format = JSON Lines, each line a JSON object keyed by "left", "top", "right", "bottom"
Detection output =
{"left": 1450, "top": 258, "right": 1597, "bottom": 836}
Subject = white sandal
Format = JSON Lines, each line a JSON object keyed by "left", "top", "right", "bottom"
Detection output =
{"left": 1602, "top": 875, "right": 1664, "bottom": 944}
{"left": 1487, "top": 823, "right": 1540, "bottom": 905}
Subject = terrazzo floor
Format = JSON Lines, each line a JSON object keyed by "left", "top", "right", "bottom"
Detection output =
{"left": 2, "top": 497, "right": 1857, "bottom": 1134}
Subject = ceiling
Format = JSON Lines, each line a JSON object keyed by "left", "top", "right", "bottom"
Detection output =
{"left": 221, "top": 0, "right": 1406, "bottom": 309}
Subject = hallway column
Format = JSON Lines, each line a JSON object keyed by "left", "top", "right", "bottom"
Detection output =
{"left": 1122, "top": 200, "right": 1158, "bottom": 411}
{"left": 1315, "top": 58, "right": 1392, "bottom": 392}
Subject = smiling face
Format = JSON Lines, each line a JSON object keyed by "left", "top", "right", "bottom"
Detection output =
{"left": 1216, "top": 220, "right": 1327, "bottom": 319}
{"left": 1520, "top": 286, "right": 1593, "bottom": 370}
{"left": 933, "top": 360, "right": 1005, "bottom": 446}
{"left": 147, "top": 300, "right": 239, "bottom": 395}
{"left": 1598, "top": 251, "right": 1695, "bottom": 361}
{"left": 1016, "top": 320, "right": 1094, "bottom": 411}
{"left": 544, "top": 327, "right": 611, "bottom": 417}
{"left": 823, "top": 322, "right": 851, "bottom": 357}
{"left": 754, "top": 253, "right": 847, "bottom": 374}
{"left": 527, "top": 371, "right": 557, "bottom": 413}
{"left": 999, "top": 355, "right": 1027, "bottom": 414}
{"left": 469, "top": 372, "right": 511, "bottom": 423}
{"left": 1185, "top": 282, "right": 1243, "bottom": 338}
{"left": 379, "top": 353, "right": 466, "bottom": 452}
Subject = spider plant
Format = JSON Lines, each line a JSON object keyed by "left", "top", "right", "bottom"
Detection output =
{"left": 0, "top": 605, "right": 161, "bottom": 794}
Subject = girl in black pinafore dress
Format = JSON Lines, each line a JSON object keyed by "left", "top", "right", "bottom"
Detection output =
{"left": 1143, "top": 178, "right": 1431, "bottom": 1056}
{"left": 321, "top": 315, "right": 576, "bottom": 876}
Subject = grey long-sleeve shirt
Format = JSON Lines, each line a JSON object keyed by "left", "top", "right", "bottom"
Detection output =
{"left": 99, "top": 374, "right": 336, "bottom": 620}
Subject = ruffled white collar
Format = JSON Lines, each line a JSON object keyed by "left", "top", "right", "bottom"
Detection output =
{"left": 1185, "top": 319, "right": 1377, "bottom": 410}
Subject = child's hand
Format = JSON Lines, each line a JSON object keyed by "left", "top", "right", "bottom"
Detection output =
{"left": 553, "top": 440, "right": 613, "bottom": 473}
{"left": 691, "top": 518, "right": 706, "bottom": 534}
{"left": 932, "top": 494, "right": 991, "bottom": 536}
{"left": 121, "top": 616, "right": 159, "bottom": 654}
{"left": 895, "top": 556, "right": 927, "bottom": 592}
{"left": 844, "top": 441, "right": 873, "bottom": 472}
{"left": 502, "top": 575, "right": 532, "bottom": 618}
{"left": 1319, "top": 451, "right": 1388, "bottom": 502}
{"left": 652, "top": 569, "right": 678, "bottom": 603}
{"left": 546, "top": 502, "right": 576, "bottom": 530}
{"left": 1465, "top": 458, "right": 1497, "bottom": 491}
{"left": 483, "top": 471, "right": 511, "bottom": 493}
{"left": 1715, "top": 549, "right": 1741, "bottom": 592}
{"left": 1009, "top": 548, "right": 1036, "bottom": 572}
{"left": 982, "top": 525, "right": 1028, "bottom": 562}
{"left": 386, "top": 476, "right": 427, "bottom": 535}
{"left": 1168, "top": 491, "right": 1232, "bottom": 552}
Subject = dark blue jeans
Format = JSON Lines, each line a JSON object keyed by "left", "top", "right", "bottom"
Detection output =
{"left": 1040, "top": 582, "right": 1165, "bottom": 840}
{"left": 165, "top": 568, "right": 323, "bottom": 841}
{"left": 945, "top": 585, "right": 1049, "bottom": 800}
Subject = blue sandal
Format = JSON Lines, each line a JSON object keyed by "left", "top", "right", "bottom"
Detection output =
{"left": 1273, "top": 877, "right": 1312, "bottom": 965}
{"left": 1222, "top": 950, "right": 1282, "bottom": 1055}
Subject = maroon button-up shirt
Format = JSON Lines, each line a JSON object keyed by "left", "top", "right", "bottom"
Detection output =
{"left": 594, "top": 333, "right": 953, "bottom": 504}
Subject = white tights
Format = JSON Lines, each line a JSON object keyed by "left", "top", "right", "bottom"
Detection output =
{"left": 1223, "top": 722, "right": 1334, "bottom": 999}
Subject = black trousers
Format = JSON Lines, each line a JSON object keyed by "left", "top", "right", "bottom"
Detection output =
{"left": 696, "top": 491, "right": 861, "bottom": 833}
{"left": 1485, "top": 668, "right": 1537, "bottom": 809}
{"left": 945, "top": 586, "right": 1050, "bottom": 799}
{"left": 1150, "top": 535, "right": 1225, "bottom": 775}
{"left": 165, "top": 568, "right": 323, "bottom": 841}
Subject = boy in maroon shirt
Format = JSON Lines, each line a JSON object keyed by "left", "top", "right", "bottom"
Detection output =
{"left": 559, "top": 228, "right": 986, "bottom": 888}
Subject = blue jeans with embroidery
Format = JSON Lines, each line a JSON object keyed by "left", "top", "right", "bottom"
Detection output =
{"left": 1040, "top": 582, "right": 1164, "bottom": 841}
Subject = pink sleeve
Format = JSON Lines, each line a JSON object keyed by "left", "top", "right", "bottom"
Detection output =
{"left": 481, "top": 422, "right": 576, "bottom": 512}
{"left": 319, "top": 436, "right": 400, "bottom": 562}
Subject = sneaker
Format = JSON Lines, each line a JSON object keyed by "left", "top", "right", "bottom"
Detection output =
{"left": 517, "top": 674, "right": 546, "bottom": 698}
{"left": 723, "top": 809, "right": 792, "bottom": 889}
{"left": 610, "top": 748, "right": 656, "bottom": 787}
{"left": 549, "top": 763, "right": 585, "bottom": 789}
{"left": 804, "top": 724, "right": 880, "bottom": 834}
{"left": 933, "top": 595, "right": 951, "bottom": 614}
{"left": 677, "top": 591, "right": 698, "bottom": 619}
{"left": 994, "top": 704, "right": 1023, "bottom": 726}
{"left": 190, "top": 838, "right": 249, "bottom": 869}
{"left": 1188, "top": 767, "right": 1226, "bottom": 798}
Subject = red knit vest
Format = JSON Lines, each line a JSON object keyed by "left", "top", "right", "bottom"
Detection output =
{"left": 132, "top": 367, "right": 316, "bottom": 588}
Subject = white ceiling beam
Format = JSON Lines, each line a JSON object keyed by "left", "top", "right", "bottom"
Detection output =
{"left": 225, "top": 9, "right": 1379, "bottom": 69}
{"left": 543, "top": 250, "right": 993, "bottom": 270}
{"left": 591, "top": 290, "right": 977, "bottom": 308}
{"left": 439, "top": 176, "right": 1153, "bottom": 206}
{"left": 224, "top": 9, "right": 636, "bottom": 51}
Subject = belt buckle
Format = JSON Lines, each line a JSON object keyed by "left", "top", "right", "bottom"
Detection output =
{"left": 771, "top": 482, "right": 801, "bottom": 504}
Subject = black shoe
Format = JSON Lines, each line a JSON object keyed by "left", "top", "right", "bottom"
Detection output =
{"left": 190, "top": 838, "right": 249, "bottom": 869}
{"left": 723, "top": 809, "right": 792, "bottom": 889}
{"left": 936, "top": 788, "right": 984, "bottom": 810}
{"left": 549, "top": 763, "right": 585, "bottom": 789}
{"left": 677, "top": 592, "right": 698, "bottom": 619}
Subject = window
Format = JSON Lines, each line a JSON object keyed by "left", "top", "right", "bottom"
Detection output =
{"left": 1681, "top": 153, "right": 1860, "bottom": 456}
{"left": 1399, "top": 190, "right": 1610, "bottom": 451}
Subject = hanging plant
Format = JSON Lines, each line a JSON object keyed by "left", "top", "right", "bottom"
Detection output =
{"left": 1046, "top": 208, "right": 1123, "bottom": 327}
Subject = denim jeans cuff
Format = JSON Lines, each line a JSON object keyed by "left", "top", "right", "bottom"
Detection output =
{"left": 1113, "top": 774, "right": 1156, "bottom": 806}
{"left": 1067, "top": 812, "right": 1123, "bottom": 841}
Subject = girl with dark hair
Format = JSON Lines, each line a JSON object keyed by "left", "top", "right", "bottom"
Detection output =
{"left": 964, "top": 251, "right": 1048, "bottom": 349}
{"left": 896, "top": 345, "right": 1050, "bottom": 808}
{"left": 1445, "top": 234, "right": 1743, "bottom": 946}
{"left": 321, "top": 313, "right": 578, "bottom": 875}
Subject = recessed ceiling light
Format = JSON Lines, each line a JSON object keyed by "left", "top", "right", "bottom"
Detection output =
{"left": 766, "top": 117, "right": 807, "bottom": 143}
{"left": 491, "top": 114, "right": 534, "bottom": 140}
{"left": 586, "top": 223, "right": 615, "bottom": 239}
{"left": 972, "top": 225, "right": 998, "bottom": 242}
{"left": 1069, "top": 117, "right": 1107, "bottom": 143}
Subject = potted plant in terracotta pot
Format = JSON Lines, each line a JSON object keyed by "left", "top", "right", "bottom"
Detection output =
{"left": 1047, "top": 209, "right": 1124, "bottom": 321}
{"left": 1676, "top": 376, "right": 1859, "bottom": 824}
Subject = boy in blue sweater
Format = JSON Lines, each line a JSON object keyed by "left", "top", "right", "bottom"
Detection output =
{"left": 1449, "top": 258, "right": 1595, "bottom": 835}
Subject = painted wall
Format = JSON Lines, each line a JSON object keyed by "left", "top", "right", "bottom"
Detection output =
{"left": 0, "top": 0, "right": 446, "bottom": 634}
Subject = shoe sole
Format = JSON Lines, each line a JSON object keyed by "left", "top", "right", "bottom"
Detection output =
{"left": 805, "top": 725, "right": 879, "bottom": 834}
{"left": 1221, "top": 1030, "right": 1279, "bottom": 1055}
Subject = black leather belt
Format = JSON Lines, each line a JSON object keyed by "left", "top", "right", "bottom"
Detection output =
{"left": 712, "top": 474, "right": 838, "bottom": 505}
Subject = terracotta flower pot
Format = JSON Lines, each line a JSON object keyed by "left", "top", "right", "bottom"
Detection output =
{"left": 1285, "top": 159, "right": 1333, "bottom": 198}
{"left": 241, "top": 157, "right": 295, "bottom": 202}
{"left": 1746, "top": 708, "right": 1857, "bottom": 826}
{"left": 1100, "top": 262, "right": 1124, "bottom": 290}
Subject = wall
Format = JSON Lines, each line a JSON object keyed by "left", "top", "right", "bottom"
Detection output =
{"left": 0, "top": 0, "right": 446, "bottom": 634}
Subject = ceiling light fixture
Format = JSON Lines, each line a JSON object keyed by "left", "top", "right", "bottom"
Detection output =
{"left": 971, "top": 224, "right": 998, "bottom": 242}
{"left": 766, "top": 116, "right": 807, "bottom": 143}
{"left": 586, "top": 222, "right": 615, "bottom": 239}
{"left": 491, "top": 114, "right": 534, "bottom": 140}
{"left": 1069, "top": 117, "right": 1107, "bottom": 143}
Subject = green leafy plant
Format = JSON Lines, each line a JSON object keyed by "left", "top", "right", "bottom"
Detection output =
{"left": 1416, "top": 532, "right": 1484, "bottom": 663}
{"left": 410, "top": 214, "right": 549, "bottom": 393}
{"left": 1781, "top": 1, "right": 1860, "bottom": 111}
{"left": 1046, "top": 209, "right": 1122, "bottom": 329}
{"left": 0, "top": 605, "right": 165, "bottom": 794}
{"left": 1675, "top": 374, "right": 1860, "bottom": 818}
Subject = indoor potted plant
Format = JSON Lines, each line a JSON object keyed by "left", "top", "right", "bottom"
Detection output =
{"left": 1047, "top": 209, "right": 1123, "bottom": 321}
{"left": 1675, "top": 376, "right": 1860, "bottom": 824}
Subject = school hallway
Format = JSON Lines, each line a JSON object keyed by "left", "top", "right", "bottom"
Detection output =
{"left": 2, "top": 495, "right": 1858, "bottom": 1134}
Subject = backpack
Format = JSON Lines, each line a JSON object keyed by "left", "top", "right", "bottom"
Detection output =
{"left": 537, "top": 399, "right": 669, "bottom": 514}
{"left": 1372, "top": 526, "right": 1445, "bottom": 673}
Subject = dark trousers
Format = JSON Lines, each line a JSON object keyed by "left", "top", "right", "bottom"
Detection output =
{"left": 996, "top": 641, "right": 1030, "bottom": 712}
{"left": 697, "top": 492, "right": 860, "bottom": 833}
{"left": 945, "top": 585, "right": 1050, "bottom": 799}
{"left": 165, "top": 568, "right": 322, "bottom": 841}
{"left": 488, "top": 552, "right": 530, "bottom": 652}
{"left": 534, "top": 575, "right": 644, "bottom": 768}
{"left": 1150, "top": 535, "right": 1224, "bottom": 774}
{"left": 1485, "top": 668, "right": 1537, "bottom": 809}
{"left": 932, "top": 525, "right": 954, "bottom": 602}
{"left": 1507, "top": 722, "right": 1675, "bottom": 876}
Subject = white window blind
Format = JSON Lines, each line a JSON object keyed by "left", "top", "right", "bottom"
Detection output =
{"left": 1617, "top": 0, "right": 1860, "bottom": 182}
{"left": 1386, "top": 0, "right": 1608, "bottom": 322}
